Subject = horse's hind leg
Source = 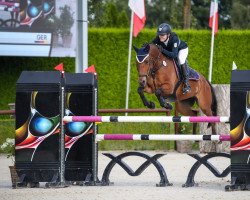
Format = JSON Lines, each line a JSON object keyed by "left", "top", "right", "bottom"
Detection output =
{"left": 192, "top": 110, "right": 198, "bottom": 135}
{"left": 176, "top": 101, "right": 198, "bottom": 116}
{"left": 175, "top": 101, "right": 198, "bottom": 134}
{"left": 197, "top": 100, "right": 217, "bottom": 153}
{"left": 196, "top": 99, "right": 217, "bottom": 135}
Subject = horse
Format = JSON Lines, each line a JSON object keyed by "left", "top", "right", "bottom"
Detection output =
{"left": 133, "top": 43, "right": 217, "bottom": 135}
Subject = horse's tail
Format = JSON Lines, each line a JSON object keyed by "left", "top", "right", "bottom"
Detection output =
{"left": 206, "top": 80, "right": 217, "bottom": 128}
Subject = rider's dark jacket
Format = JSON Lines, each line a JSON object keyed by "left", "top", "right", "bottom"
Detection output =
{"left": 152, "top": 32, "right": 188, "bottom": 59}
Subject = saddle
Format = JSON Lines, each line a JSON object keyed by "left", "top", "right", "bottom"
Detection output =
{"left": 173, "top": 60, "right": 200, "bottom": 81}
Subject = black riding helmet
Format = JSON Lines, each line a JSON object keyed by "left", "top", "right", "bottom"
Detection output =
{"left": 157, "top": 23, "right": 172, "bottom": 35}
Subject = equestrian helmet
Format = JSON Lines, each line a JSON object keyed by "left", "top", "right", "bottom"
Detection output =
{"left": 157, "top": 23, "right": 172, "bottom": 35}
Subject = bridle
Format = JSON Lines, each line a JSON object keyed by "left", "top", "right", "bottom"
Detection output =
{"left": 138, "top": 47, "right": 163, "bottom": 79}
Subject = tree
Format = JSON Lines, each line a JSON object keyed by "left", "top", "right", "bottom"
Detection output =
{"left": 89, "top": 0, "right": 129, "bottom": 28}
{"left": 145, "top": 0, "right": 181, "bottom": 28}
{"left": 231, "top": 1, "right": 250, "bottom": 29}
{"left": 191, "top": 0, "right": 210, "bottom": 29}
{"left": 88, "top": 0, "right": 250, "bottom": 30}
{"left": 102, "top": 2, "right": 119, "bottom": 27}
{"left": 169, "top": 0, "right": 183, "bottom": 29}
{"left": 88, "top": 0, "right": 105, "bottom": 27}
{"left": 183, "top": 0, "right": 191, "bottom": 29}
{"left": 145, "top": 0, "right": 167, "bottom": 28}
{"left": 218, "top": 0, "right": 232, "bottom": 29}
{"left": 117, "top": 10, "right": 129, "bottom": 28}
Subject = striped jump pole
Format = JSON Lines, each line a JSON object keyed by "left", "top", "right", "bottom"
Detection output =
{"left": 96, "top": 134, "right": 231, "bottom": 142}
{"left": 63, "top": 116, "right": 230, "bottom": 123}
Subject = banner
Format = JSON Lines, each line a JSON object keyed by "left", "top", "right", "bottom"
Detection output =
{"left": 0, "top": 0, "right": 76, "bottom": 57}
{"left": 128, "top": 0, "right": 146, "bottom": 37}
{"left": 209, "top": 0, "right": 218, "bottom": 34}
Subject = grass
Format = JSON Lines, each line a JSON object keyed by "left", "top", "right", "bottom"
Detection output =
{"left": 0, "top": 118, "right": 15, "bottom": 153}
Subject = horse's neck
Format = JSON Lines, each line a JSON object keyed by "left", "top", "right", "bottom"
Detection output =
{"left": 146, "top": 58, "right": 178, "bottom": 90}
{"left": 162, "top": 58, "right": 179, "bottom": 85}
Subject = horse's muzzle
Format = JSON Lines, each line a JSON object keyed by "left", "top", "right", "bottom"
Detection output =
{"left": 139, "top": 76, "right": 147, "bottom": 87}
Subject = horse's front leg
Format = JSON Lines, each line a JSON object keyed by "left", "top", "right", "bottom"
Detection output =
{"left": 155, "top": 88, "right": 173, "bottom": 110}
{"left": 137, "top": 86, "right": 155, "bottom": 109}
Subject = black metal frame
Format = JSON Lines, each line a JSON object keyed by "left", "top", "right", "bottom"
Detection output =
{"left": 183, "top": 153, "right": 231, "bottom": 187}
{"left": 101, "top": 152, "right": 172, "bottom": 187}
{"left": 101, "top": 151, "right": 231, "bottom": 188}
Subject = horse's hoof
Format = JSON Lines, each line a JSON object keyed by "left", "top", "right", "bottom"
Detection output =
{"left": 148, "top": 102, "right": 155, "bottom": 109}
{"left": 164, "top": 103, "right": 172, "bottom": 110}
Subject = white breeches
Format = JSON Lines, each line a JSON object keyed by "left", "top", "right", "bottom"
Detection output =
{"left": 178, "top": 47, "right": 188, "bottom": 65}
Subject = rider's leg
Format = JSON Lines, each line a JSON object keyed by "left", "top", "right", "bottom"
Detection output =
{"left": 178, "top": 48, "right": 191, "bottom": 94}
{"left": 181, "top": 62, "right": 191, "bottom": 94}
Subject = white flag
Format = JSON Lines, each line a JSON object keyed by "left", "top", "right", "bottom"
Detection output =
{"left": 128, "top": 0, "right": 145, "bottom": 18}
{"left": 232, "top": 61, "right": 237, "bottom": 70}
{"left": 128, "top": 0, "right": 146, "bottom": 37}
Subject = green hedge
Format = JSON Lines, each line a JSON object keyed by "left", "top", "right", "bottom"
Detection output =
{"left": 0, "top": 29, "right": 249, "bottom": 110}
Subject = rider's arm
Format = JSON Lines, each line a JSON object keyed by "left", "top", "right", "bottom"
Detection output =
{"left": 161, "top": 36, "right": 179, "bottom": 59}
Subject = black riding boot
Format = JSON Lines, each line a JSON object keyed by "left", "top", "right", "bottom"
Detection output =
{"left": 181, "top": 64, "right": 191, "bottom": 94}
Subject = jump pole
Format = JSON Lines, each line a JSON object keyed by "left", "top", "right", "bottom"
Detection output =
{"left": 96, "top": 134, "right": 231, "bottom": 141}
{"left": 63, "top": 116, "right": 230, "bottom": 123}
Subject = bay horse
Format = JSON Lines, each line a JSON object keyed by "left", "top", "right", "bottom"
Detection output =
{"left": 133, "top": 43, "right": 217, "bottom": 135}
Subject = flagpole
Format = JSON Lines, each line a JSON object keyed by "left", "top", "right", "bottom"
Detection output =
{"left": 208, "top": 0, "right": 217, "bottom": 82}
{"left": 76, "top": 0, "right": 88, "bottom": 73}
{"left": 125, "top": 11, "right": 134, "bottom": 116}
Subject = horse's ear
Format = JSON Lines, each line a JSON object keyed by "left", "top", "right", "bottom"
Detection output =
{"left": 144, "top": 44, "right": 150, "bottom": 53}
{"left": 132, "top": 45, "right": 139, "bottom": 53}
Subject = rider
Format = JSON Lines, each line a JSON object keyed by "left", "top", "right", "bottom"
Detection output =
{"left": 152, "top": 23, "right": 191, "bottom": 94}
